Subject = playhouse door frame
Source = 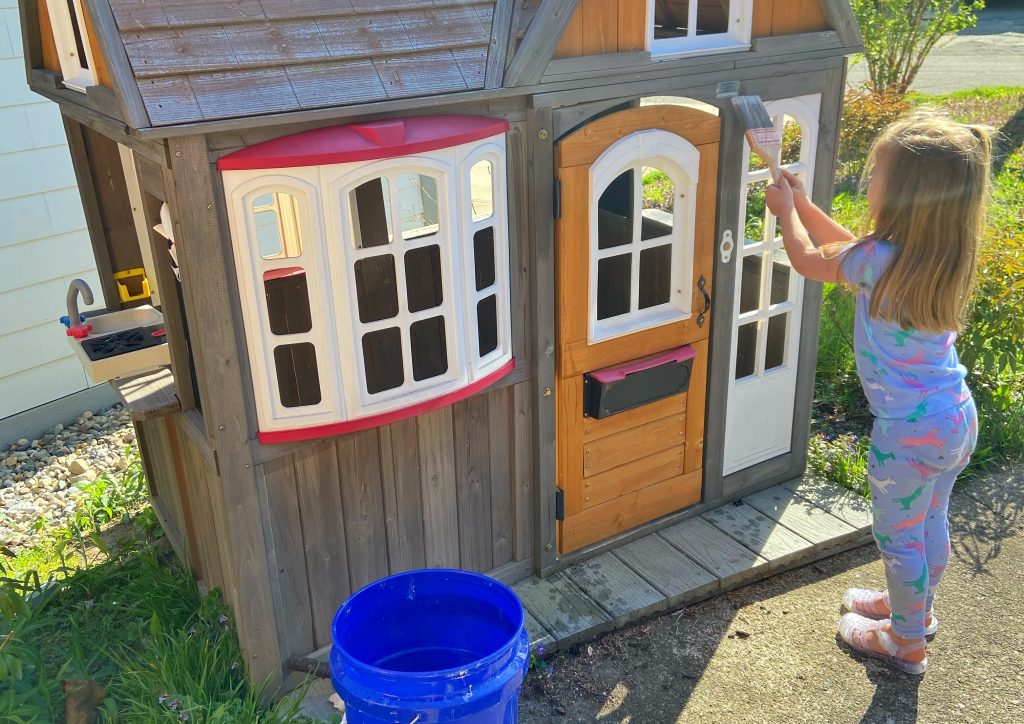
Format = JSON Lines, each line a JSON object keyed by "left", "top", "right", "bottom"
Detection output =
{"left": 553, "top": 104, "right": 719, "bottom": 555}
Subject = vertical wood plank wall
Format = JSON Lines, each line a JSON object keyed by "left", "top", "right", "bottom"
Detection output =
{"left": 259, "top": 381, "right": 534, "bottom": 660}
{"left": 555, "top": 0, "right": 831, "bottom": 57}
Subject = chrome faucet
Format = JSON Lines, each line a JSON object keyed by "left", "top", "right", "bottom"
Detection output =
{"left": 66, "top": 279, "right": 94, "bottom": 328}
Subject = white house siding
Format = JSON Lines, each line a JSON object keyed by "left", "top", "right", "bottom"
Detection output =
{"left": 0, "top": 1, "right": 101, "bottom": 419}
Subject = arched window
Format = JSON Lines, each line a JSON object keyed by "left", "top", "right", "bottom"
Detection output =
{"left": 588, "top": 129, "right": 700, "bottom": 343}
{"left": 221, "top": 118, "right": 512, "bottom": 442}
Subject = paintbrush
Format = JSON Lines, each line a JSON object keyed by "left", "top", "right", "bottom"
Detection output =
{"left": 730, "top": 95, "right": 782, "bottom": 183}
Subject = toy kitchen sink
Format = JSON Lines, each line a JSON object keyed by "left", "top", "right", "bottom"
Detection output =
{"left": 63, "top": 280, "right": 170, "bottom": 383}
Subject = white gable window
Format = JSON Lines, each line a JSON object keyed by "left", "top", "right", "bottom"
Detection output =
{"left": 649, "top": 0, "right": 753, "bottom": 56}
{"left": 589, "top": 129, "right": 699, "bottom": 343}
{"left": 220, "top": 117, "right": 513, "bottom": 443}
{"left": 45, "top": 0, "right": 98, "bottom": 92}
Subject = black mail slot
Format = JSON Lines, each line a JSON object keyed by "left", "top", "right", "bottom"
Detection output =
{"left": 583, "top": 345, "right": 696, "bottom": 419}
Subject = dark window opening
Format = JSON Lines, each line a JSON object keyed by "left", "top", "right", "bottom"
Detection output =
{"left": 654, "top": 1, "right": 731, "bottom": 39}
{"left": 639, "top": 245, "right": 672, "bottom": 309}
{"left": 362, "top": 328, "right": 404, "bottom": 394}
{"left": 597, "top": 254, "right": 631, "bottom": 320}
{"left": 264, "top": 269, "right": 312, "bottom": 335}
{"left": 765, "top": 314, "right": 788, "bottom": 370}
{"left": 410, "top": 316, "right": 448, "bottom": 381}
{"left": 404, "top": 245, "right": 443, "bottom": 313}
{"left": 597, "top": 170, "right": 634, "bottom": 250}
{"left": 351, "top": 178, "right": 393, "bottom": 248}
{"left": 274, "top": 343, "right": 321, "bottom": 407}
{"left": 770, "top": 257, "right": 791, "bottom": 306}
{"left": 735, "top": 321, "right": 757, "bottom": 379}
{"left": 473, "top": 227, "right": 496, "bottom": 291}
{"left": 740, "top": 255, "right": 762, "bottom": 314}
{"left": 354, "top": 255, "right": 399, "bottom": 323}
{"left": 477, "top": 295, "right": 498, "bottom": 357}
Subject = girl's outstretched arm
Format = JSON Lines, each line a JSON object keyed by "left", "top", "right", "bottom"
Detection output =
{"left": 780, "top": 170, "right": 857, "bottom": 245}
{"left": 766, "top": 176, "right": 845, "bottom": 284}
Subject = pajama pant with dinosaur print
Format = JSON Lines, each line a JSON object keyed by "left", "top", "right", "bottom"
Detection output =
{"left": 867, "top": 398, "right": 978, "bottom": 640}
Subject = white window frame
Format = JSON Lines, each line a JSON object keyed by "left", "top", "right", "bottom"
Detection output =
{"left": 45, "top": 0, "right": 98, "bottom": 92}
{"left": 588, "top": 129, "right": 699, "bottom": 344}
{"left": 648, "top": 0, "right": 753, "bottom": 57}
{"left": 226, "top": 171, "right": 343, "bottom": 429}
{"left": 222, "top": 135, "right": 512, "bottom": 435}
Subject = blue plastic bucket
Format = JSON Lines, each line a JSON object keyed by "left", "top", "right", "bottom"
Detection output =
{"left": 330, "top": 569, "right": 530, "bottom": 723}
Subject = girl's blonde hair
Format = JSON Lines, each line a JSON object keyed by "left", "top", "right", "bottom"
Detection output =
{"left": 853, "top": 111, "right": 992, "bottom": 333}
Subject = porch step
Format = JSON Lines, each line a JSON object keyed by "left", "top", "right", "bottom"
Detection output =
{"left": 514, "top": 474, "right": 873, "bottom": 656}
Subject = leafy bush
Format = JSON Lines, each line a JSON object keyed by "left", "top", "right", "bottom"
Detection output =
{"left": 836, "top": 89, "right": 910, "bottom": 190}
{"left": 807, "top": 433, "right": 871, "bottom": 497}
{"left": 850, "top": 0, "right": 984, "bottom": 96}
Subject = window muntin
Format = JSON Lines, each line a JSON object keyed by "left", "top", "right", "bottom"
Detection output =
{"left": 649, "top": 0, "right": 753, "bottom": 57}
{"left": 46, "top": 0, "right": 98, "bottom": 92}
{"left": 588, "top": 130, "right": 699, "bottom": 344}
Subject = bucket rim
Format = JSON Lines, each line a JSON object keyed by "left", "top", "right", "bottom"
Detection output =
{"left": 331, "top": 568, "right": 526, "bottom": 681}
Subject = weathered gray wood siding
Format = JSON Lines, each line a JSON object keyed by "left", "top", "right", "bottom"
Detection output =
{"left": 258, "top": 381, "right": 534, "bottom": 660}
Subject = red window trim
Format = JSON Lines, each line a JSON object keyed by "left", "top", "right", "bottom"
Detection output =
{"left": 218, "top": 116, "right": 509, "bottom": 171}
{"left": 257, "top": 358, "right": 515, "bottom": 444}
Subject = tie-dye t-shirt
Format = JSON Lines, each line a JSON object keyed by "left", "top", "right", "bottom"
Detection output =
{"left": 840, "top": 239, "right": 971, "bottom": 420}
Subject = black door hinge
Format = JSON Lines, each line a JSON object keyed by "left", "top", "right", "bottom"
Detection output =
{"left": 553, "top": 179, "right": 562, "bottom": 219}
{"left": 555, "top": 487, "right": 565, "bottom": 521}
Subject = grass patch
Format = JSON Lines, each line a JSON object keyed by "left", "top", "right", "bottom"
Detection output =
{"left": 813, "top": 86, "right": 1024, "bottom": 493}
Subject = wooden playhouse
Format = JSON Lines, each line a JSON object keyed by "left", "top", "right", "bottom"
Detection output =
{"left": 18, "top": 0, "right": 862, "bottom": 687}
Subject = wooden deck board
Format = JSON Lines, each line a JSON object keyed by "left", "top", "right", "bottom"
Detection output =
{"left": 524, "top": 610, "right": 555, "bottom": 652}
{"left": 744, "top": 485, "right": 858, "bottom": 546}
{"left": 613, "top": 534, "right": 719, "bottom": 606}
{"left": 702, "top": 498, "right": 815, "bottom": 566}
{"left": 564, "top": 551, "right": 667, "bottom": 623}
{"left": 658, "top": 516, "right": 770, "bottom": 587}
{"left": 783, "top": 476, "right": 874, "bottom": 529}
{"left": 513, "top": 572, "right": 612, "bottom": 646}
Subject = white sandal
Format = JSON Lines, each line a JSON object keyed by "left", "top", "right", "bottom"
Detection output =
{"left": 842, "top": 588, "right": 939, "bottom": 637}
{"left": 838, "top": 613, "right": 928, "bottom": 675}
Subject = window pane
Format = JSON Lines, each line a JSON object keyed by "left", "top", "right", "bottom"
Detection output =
{"left": 405, "top": 245, "right": 443, "bottom": 313}
{"left": 274, "top": 343, "right": 321, "bottom": 407}
{"left": 766, "top": 313, "right": 789, "bottom": 370}
{"left": 351, "top": 178, "right": 393, "bottom": 248}
{"left": 253, "top": 191, "right": 303, "bottom": 259}
{"left": 354, "top": 255, "right": 398, "bottom": 323}
{"left": 641, "top": 167, "right": 674, "bottom": 241}
{"left": 597, "top": 169, "right": 634, "bottom": 250}
{"left": 397, "top": 173, "right": 440, "bottom": 240}
{"left": 698, "top": 0, "right": 730, "bottom": 34}
{"left": 477, "top": 295, "right": 499, "bottom": 356}
{"left": 740, "top": 255, "right": 763, "bottom": 314}
{"left": 470, "top": 160, "right": 494, "bottom": 222}
{"left": 744, "top": 180, "right": 768, "bottom": 245}
{"left": 735, "top": 322, "right": 757, "bottom": 380}
{"left": 597, "top": 254, "right": 632, "bottom": 320}
{"left": 781, "top": 115, "right": 802, "bottom": 167}
{"left": 264, "top": 268, "right": 312, "bottom": 335}
{"left": 411, "top": 316, "right": 449, "bottom": 381}
{"left": 639, "top": 244, "right": 672, "bottom": 309}
{"left": 474, "top": 227, "right": 496, "bottom": 291}
{"left": 654, "top": 0, "right": 688, "bottom": 39}
{"left": 362, "top": 327, "right": 404, "bottom": 394}
{"left": 770, "top": 249, "right": 792, "bottom": 306}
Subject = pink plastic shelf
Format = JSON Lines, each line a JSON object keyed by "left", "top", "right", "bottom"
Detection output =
{"left": 217, "top": 116, "right": 509, "bottom": 171}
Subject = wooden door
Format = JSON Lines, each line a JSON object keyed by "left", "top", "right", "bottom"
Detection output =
{"left": 555, "top": 105, "right": 719, "bottom": 554}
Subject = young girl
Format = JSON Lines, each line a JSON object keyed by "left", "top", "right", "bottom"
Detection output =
{"left": 765, "top": 112, "right": 991, "bottom": 674}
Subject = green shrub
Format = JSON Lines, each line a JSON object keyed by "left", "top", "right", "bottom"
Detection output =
{"left": 836, "top": 89, "right": 910, "bottom": 190}
{"left": 807, "top": 433, "right": 871, "bottom": 497}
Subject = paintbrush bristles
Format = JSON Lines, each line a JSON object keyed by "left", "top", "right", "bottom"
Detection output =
{"left": 731, "top": 95, "right": 782, "bottom": 181}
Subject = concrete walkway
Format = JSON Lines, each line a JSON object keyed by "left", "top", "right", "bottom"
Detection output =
{"left": 518, "top": 469, "right": 1024, "bottom": 723}
{"left": 847, "top": 3, "right": 1024, "bottom": 94}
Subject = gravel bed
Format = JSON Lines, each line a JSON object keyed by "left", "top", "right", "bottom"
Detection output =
{"left": 0, "top": 405, "right": 138, "bottom": 551}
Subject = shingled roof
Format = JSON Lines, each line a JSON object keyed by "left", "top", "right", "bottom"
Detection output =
{"left": 108, "top": 0, "right": 499, "bottom": 126}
